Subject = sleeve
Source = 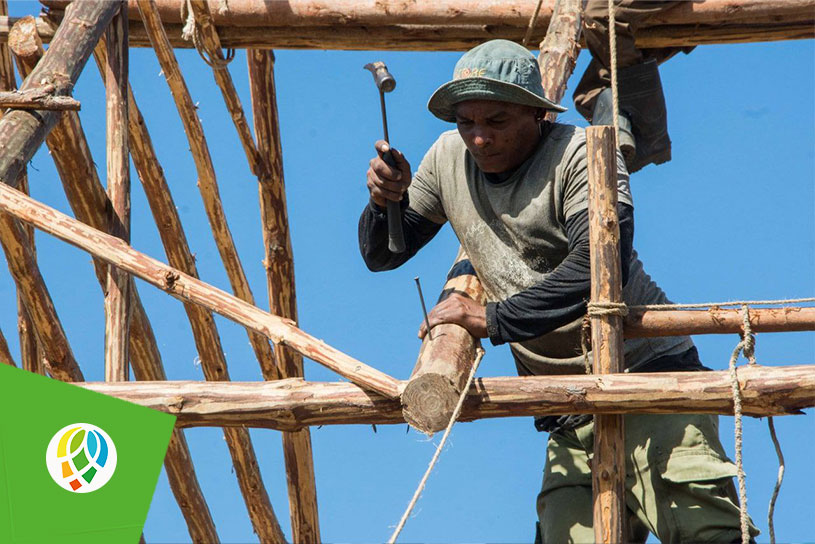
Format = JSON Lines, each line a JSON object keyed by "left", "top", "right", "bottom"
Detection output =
{"left": 485, "top": 203, "right": 634, "bottom": 345}
{"left": 405, "top": 140, "right": 448, "bottom": 225}
{"left": 560, "top": 131, "right": 633, "bottom": 221}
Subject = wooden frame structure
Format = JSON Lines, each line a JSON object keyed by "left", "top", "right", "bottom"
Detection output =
{"left": 0, "top": 1, "right": 812, "bottom": 542}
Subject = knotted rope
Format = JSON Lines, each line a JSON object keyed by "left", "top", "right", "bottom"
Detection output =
{"left": 180, "top": 0, "right": 235, "bottom": 70}
{"left": 388, "top": 347, "right": 486, "bottom": 543}
{"left": 608, "top": 0, "right": 620, "bottom": 143}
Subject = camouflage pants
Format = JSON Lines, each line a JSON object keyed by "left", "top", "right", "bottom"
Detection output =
{"left": 536, "top": 414, "right": 759, "bottom": 543}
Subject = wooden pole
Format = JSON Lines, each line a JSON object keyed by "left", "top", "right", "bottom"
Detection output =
{"left": 624, "top": 306, "right": 815, "bottom": 337}
{"left": 0, "top": 325, "right": 15, "bottom": 366}
{"left": 248, "top": 48, "right": 321, "bottom": 543}
{"left": 538, "top": 0, "right": 582, "bottom": 123}
{"left": 401, "top": 248, "right": 485, "bottom": 434}
{"left": 40, "top": 0, "right": 815, "bottom": 32}
{"left": 0, "top": 90, "right": 80, "bottom": 110}
{"left": 104, "top": 1, "right": 131, "bottom": 383}
{"left": 0, "top": 2, "right": 41, "bottom": 377}
{"left": 93, "top": 34, "right": 286, "bottom": 544}
{"left": 0, "top": 172, "right": 401, "bottom": 386}
{"left": 10, "top": 18, "right": 219, "bottom": 542}
{"left": 74, "top": 364, "right": 815, "bottom": 430}
{"left": 0, "top": 0, "right": 119, "bottom": 186}
{"left": 135, "top": 0, "right": 282, "bottom": 387}
{"left": 587, "top": 125, "right": 626, "bottom": 544}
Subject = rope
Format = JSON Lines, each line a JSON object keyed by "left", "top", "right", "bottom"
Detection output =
{"left": 522, "top": 0, "right": 546, "bottom": 47}
{"left": 607, "top": 0, "right": 620, "bottom": 143}
{"left": 388, "top": 348, "right": 486, "bottom": 543}
{"left": 629, "top": 297, "right": 815, "bottom": 311}
{"left": 180, "top": 0, "right": 235, "bottom": 70}
{"left": 727, "top": 305, "right": 755, "bottom": 544}
{"left": 766, "top": 417, "right": 785, "bottom": 544}
{"left": 587, "top": 300, "right": 629, "bottom": 317}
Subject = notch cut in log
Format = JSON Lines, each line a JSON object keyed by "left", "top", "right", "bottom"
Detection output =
{"left": 74, "top": 364, "right": 815, "bottom": 430}
{"left": 401, "top": 249, "right": 485, "bottom": 434}
{"left": 0, "top": 89, "right": 80, "bottom": 110}
{"left": 586, "top": 125, "right": 626, "bottom": 544}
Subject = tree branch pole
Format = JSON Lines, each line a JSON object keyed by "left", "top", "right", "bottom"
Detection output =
{"left": 587, "top": 125, "right": 626, "bottom": 544}
{"left": 104, "top": 1, "right": 131, "bottom": 383}
{"left": 0, "top": 89, "right": 80, "bottom": 110}
{"left": 74, "top": 364, "right": 815, "bottom": 430}
{"left": 624, "top": 306, "right": 815, "bottom": 337}
{"left": 401, "top": 248, "right": 486, "bottom": 434}
{"left": 0, "top": 325, "right": 15, "bottom": 366}
{"left": 0, "top": 0, "right": 119, "bottom": 185}
{"left": 135, "top": 0, "right": 282, "bottom": 384}
{"left": 0, "top": 1, "right": 40, "bottom": 376}
{"left": 10, "top": 17, "right": 218, "bottom": 541}
{"left": 0, "top": 178, "right": 402, "bottom": 397}
{"left": 96, "top": 32, "right": 285, "bottom": 544}
{"left": 248, "top": 48, "right": 321, "bottom": 543}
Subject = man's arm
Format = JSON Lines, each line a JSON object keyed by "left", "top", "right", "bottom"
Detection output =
{"left": 358, "top": 198, "right": 443, "bottom": 271}
{"left": 485, "top": 202, "right": 633, "bottom": 345}
{"left": 417, "top": 203, "right": 633, "bottom": 342}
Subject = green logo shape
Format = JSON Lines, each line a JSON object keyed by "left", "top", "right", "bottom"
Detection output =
{"left": 0, "top": 364, "right": 175, "bottom": 543}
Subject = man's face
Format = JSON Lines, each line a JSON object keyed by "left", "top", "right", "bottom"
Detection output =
{"left": 454, "top": 100, "right": 541, "bottom": 174}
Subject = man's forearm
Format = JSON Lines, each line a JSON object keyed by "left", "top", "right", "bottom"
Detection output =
{"left": 486, "top": 204, "right": 634, "bottom": 345}
{"left": 358, "top": 199, "right": 443, "bottom": 271}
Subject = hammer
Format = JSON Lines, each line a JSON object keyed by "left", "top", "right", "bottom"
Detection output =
{"left": 364, "top": 61, "right": 406, "bottom": 253}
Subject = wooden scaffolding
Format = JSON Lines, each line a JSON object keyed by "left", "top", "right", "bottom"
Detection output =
{"left": 0, "top": 1, "right": 813, "bottom": 542}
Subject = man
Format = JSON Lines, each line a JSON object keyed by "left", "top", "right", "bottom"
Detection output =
{"left": 358, "top": 40, "right": 757, "bottom": 542}
{"left": 575, "top": 0, "right": 695, "bottom": 172}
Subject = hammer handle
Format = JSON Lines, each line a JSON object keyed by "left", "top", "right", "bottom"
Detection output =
{"left": 382, "top": 149, "right": 406, "bottom": 253}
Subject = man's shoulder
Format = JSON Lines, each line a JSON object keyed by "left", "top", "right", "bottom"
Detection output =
{"left": 548, "top": 122, "right": 586, "bottom": 145}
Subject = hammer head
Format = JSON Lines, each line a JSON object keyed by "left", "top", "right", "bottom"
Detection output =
{"left": 364, "top": 61, "right": 396, "bottom": 93}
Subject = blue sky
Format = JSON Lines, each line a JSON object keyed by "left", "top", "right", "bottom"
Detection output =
{"left": 2, "top": 2, "right": 813, "bottom": 542}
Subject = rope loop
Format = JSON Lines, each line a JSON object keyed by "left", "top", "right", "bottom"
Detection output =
{"left": 587, "top": 300, "right": 629, "bottom": 317}
{"left": 180, "top": 0, "right": 235, "bottom": 70}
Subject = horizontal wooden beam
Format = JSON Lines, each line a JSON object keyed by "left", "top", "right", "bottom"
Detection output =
{"left": 6, "top": 0, "right": 814, "bottom": 51}
{"left": 0, "top": 179, "right": 402, "bottom": 398}
{"left": 624, "top": 306, "right": 815, "bottom": 338}
{"left": 75, "top": 364, "right": 815, "bottom": 430}
{"left": 0, "top": 88, "right": 80, "bottom": 110}
{"left": 41, "top": 0, "right": 815, "bottom": 29}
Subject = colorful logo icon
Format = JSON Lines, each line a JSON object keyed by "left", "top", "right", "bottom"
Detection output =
{"left": 45, "top": 423, "right": 118, "bottom": 493}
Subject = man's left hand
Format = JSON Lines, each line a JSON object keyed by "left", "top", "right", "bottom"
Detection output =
{"left": 418, "top": 292, "right": 487, "bottom": 340}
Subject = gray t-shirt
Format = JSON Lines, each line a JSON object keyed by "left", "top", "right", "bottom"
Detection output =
{"left": 408, "top": 123, "right": 693, "bottom": 376}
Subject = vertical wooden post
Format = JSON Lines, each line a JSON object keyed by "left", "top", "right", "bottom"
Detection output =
{"left": 586, "top": 125, "right": 627, "bottom": 544}
{"left": 248, "top": 48, "right": 321, "bottom": 543}
{"left": 104, "top": 1, "right": 131, "bottom": 382}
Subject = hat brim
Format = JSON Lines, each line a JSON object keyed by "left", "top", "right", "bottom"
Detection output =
{"left": 427, "top": 77, "right": 567, "bottom": 122}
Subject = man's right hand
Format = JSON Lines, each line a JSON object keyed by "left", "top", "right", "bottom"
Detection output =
{"left": 367, "top": 140, "right": 412, "bottom": 208}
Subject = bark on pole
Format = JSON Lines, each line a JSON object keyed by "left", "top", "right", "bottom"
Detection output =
{"left": 10, "top": 18, "right": 218, "bottom": 542}
{"left": 624, "top": 307, "right": 815, "bottom": 337}
{"left": 0, "top": 0, "right": 118, "bottom": 186}
{"left": 104, "top": 1, "right": 131, "bottom": 383}
{"left": 248, "top": 48, "right": 321, "bottom": 543}
{"left": 0, "top": 3, "right": 41, "bottom": 376}
{"left": 586, "top": 125, "right": 626, "bottom": 544}
{"left": 74, "top": 364, "right": 815, "bottom": 430}
{"left": 0, "top": 325, "right": 15, "bottom": 366}
{"left": 538, "top": 0, "right": 582, "bottom": 122}
{"left": 0, "top": 180, "right": 401, "bottom": 396}
{"left": 0, "top": 90, "right": 80, "bottom": 110}
{"left": 401, "top": 248, "right": 486, "bottom": 434}
{"left": 26, "top": 0, "right": 814, "bottom": 50}
{"left": 135, "top": 0, "right": 281, "bottom": 385}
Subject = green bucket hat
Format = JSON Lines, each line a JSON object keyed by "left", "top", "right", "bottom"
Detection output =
{"left": 428, "top": 39, "right": 567, "bottom": 122}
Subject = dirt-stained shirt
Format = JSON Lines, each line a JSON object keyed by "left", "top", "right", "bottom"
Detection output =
{"left": 407, "top": 123, "right": 693, "bottom": 375}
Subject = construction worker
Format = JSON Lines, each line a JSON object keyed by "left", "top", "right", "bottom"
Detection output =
{"left": 576, "top": 0, "right": 694, "bottom": 172}
{"left": 358, "top": 40, "right": 758, "bottom": 542}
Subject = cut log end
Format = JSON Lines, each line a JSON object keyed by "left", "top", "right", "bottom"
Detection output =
{"left": 401, "top": 372, "right": 461, "bottom": 435}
